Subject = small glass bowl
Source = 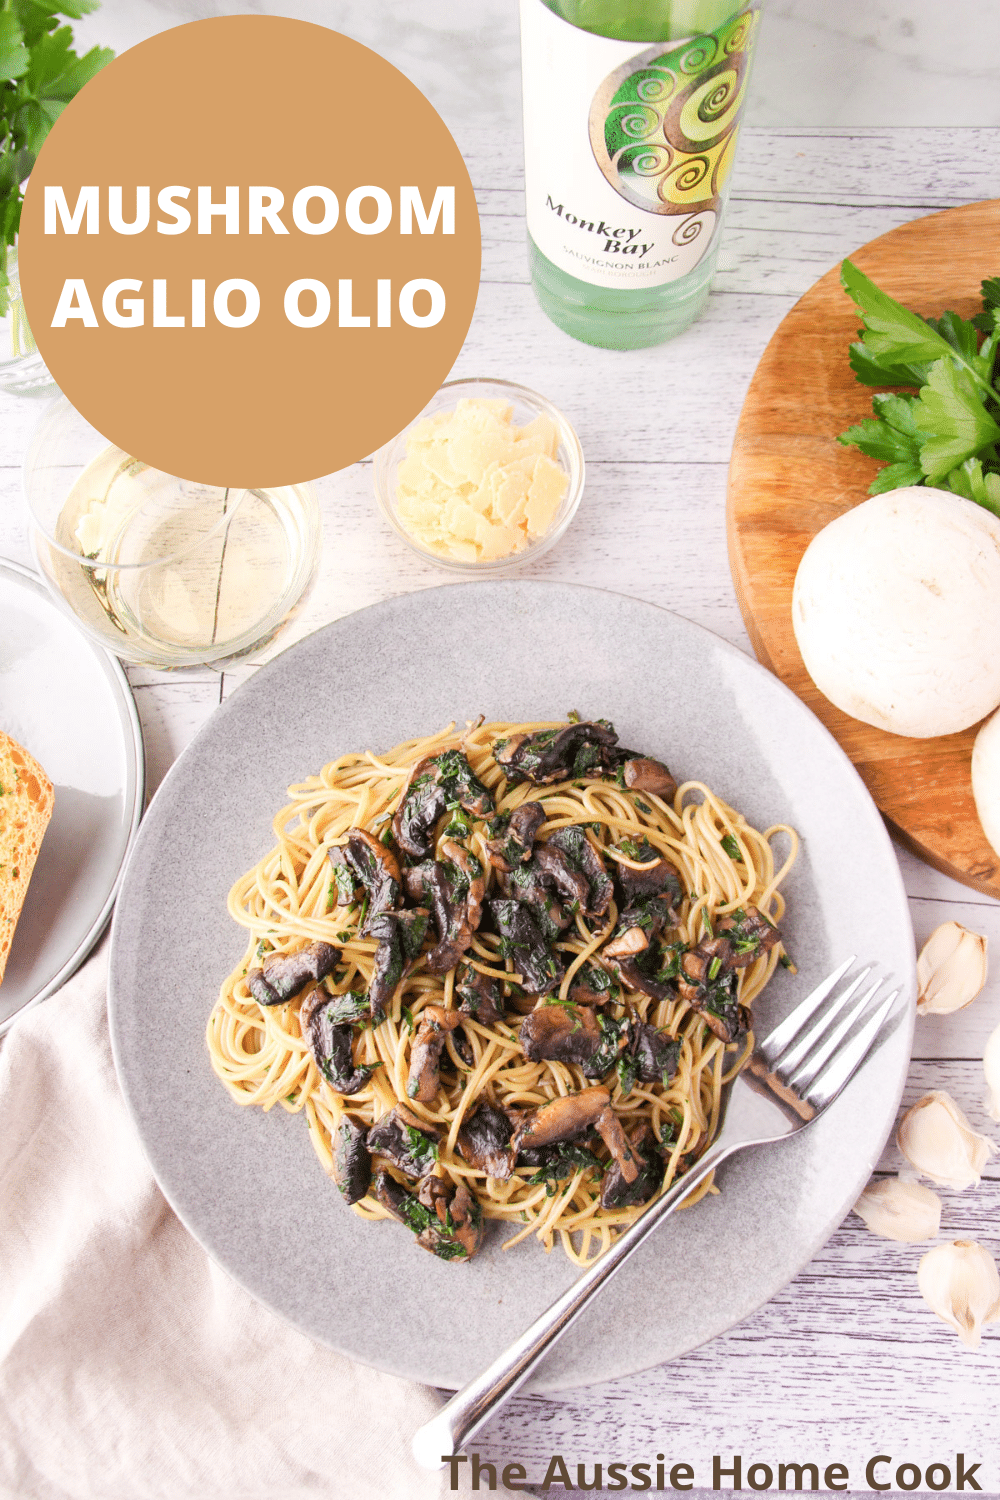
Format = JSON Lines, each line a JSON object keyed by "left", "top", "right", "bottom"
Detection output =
{"left": 373, "top": 377, "right": 585, "bottom": 576}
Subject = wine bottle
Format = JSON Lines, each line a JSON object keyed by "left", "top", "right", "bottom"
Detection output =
{"left": 520, "top": 0, "right": 763, "bottom": 349}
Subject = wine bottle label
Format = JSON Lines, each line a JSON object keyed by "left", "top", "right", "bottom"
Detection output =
{"left": 520, "top": 0, "right": 760, "bottom": 290}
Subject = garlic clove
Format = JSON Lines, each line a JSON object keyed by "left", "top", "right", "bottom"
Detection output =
{"left": 896, "top": 1090, "right": 996, "bottom": 1189}
{"left": 853, "top": 1176, "right": 941, "bottom": 1241}
{"left": 916, "top": 922, "right": 988, "bottom": 1015}
{"left": 917, "top": 1239, "right": 1000, "bottom": 1349}
{"left": 984, "top": 1021, "right": 1000, "bottom": 1124}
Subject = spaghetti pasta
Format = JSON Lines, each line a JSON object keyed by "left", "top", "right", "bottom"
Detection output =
{"left": 207, "top": 717, "right": 797, "bottom": 1267}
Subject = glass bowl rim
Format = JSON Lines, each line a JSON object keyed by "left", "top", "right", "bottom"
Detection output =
{"left": 23, "top": 394, "right": 317, "bottom": 571}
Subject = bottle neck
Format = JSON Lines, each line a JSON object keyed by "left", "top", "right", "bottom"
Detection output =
{"left": 539, "top": 0, "right": 748, "bottom": 43}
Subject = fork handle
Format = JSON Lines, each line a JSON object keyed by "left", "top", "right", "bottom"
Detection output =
{"left": 411, "top": 1142, "right": 733, "bottom": 1470}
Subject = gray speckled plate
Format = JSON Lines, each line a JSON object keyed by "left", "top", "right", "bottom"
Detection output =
{"left": 107, "top": 581, "right": 914, "bottom": 1393}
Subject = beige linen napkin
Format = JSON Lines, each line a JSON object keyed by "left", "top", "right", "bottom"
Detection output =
{"left": 0, "top": 947, "right": 523, "bottom": 1500}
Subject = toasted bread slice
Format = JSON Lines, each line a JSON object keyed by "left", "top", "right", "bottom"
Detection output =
{"left": 0, "top": 732, "right": 54, "bottom": 985}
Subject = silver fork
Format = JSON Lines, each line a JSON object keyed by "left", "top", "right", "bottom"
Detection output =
{"left": 412, "top": 957, "right": 898, "bottom": 1470}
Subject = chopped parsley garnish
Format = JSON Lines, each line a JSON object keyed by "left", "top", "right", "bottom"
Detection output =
{"left": 404, "top": 1125, "right": 439, "bottom": 1165}
{"left": 526, "top": 1142, "right": 602, "bottom": 1186}
{"left": 616, "top": 1052, "right": 639, "bottom": 1099}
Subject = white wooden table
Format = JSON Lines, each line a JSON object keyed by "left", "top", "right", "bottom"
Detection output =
{"left": 2, "top": 127, "right": 998, "bottom": 1496}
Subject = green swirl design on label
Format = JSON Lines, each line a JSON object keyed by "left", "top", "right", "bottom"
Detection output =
{"left": 589, "top": 7, "right": 760, "bottom": 218}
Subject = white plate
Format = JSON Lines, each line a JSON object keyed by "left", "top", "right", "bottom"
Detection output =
{"left": 0, "top": 558, "right": 145, "bottom": 1033}
{"left": 108, "top": 582, "right": 914, "bottom": 1392}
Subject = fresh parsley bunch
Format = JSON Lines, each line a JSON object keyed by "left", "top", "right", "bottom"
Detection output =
{"left": 838, "top": 259, "right": 1000, "bottom": 518}
{"left": 0, "top": 0, "right": 112, "bottom": 317}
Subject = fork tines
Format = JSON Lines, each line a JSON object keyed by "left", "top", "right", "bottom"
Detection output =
{"left": 757, "top": 958, "right": 899, "bottom": 1116}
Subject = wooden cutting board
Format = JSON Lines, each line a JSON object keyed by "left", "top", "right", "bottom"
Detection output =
{"left": 727, "top": 199, "right": 1000, "bottom": 898}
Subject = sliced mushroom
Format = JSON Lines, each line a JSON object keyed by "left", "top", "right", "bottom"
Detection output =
{"left": 392, "top": 750, "right": 494, "bottom": 859}
{"left": 447, "top": 1182, "right": 486, "bottom": 1258}
{"left": 485, "top": 801, "right": 547, "bottom": 872}
{"left": 517, "top": 1002, "right": 626, "bottom": 1081}
{"left": 678, "top": 961, "right": 750, "bottom": 1044}
{"left": 403, "top": 860, "right": 450, "bottom": 921}
{"left": 404, "top": 849, "right": 483, "bottom": 975}
{"left": 300, "top": 991, "right": 379, "bottom": 1096}
{"left": 530, "top": 844, "right": 589, "bottom": 911}
{"left": 489, "top": 898, "right": 565, "bottom": 995}
{"left": 376, "top": 1167, "right": 485, "bottom": 1261}
{"left": 248, "top": 940, "right": 340, "bottom": 1007}
{"left": 605, "top": 961, "right": 673, "bottom": 1004}
{"left": 610, "top": 839, "right": 683, "bottom": 910}
{"left": 448, "top": 1028, "right": 475, "bottom": 1068}
{"left": 621, "top": 757, "right": 677, "bottom": 800}
{"left": 601, "top": 896, "right": 676, "bottom": 1002}
{"left": 325, "top": 989, "right": 372, "bottom": 1026}
{"left": 716, "top": 905, "right": 781, "bottom": 966}
{"left": 568, "top": 961, "right": 622, "bottom": 1007}
{"left": 519, "top": 1002, "right": 602, "bottom": 1067}
{"left": 494, "top": 720, "right": 620, "bottom": 785}
{"left": 677, "top": 937, "right": 732, "bottom": 1001}
{"left": 326, "top": 829, "right": 401, "bottom": 930}
{"left": 630, "top": 1022, "right": 681, "bottom": 1084}
{"left": 510, "top": 1085, "right": 611, "bottom": 1155}
{"left": 416, "top": 1169, "right": 452, "bottom": 1221}
{"left": 327, "top": 844, "right": 359, "bottom": 907}
{"left": 499, "top": 860, "right": 570, "bottom": 941}
{"left": 585, "top": 1011, "right": 630, "bottom": 1079}
{"left": 406, "top": 1004, "right": 462, "bottom": 1102}
{"left": 600, "top": 1123, "right": 662, "bottom": 1209}
{"left": 367, "top": 1104, "right": 441, "bottom": 1178}
{"left": 372, "top": 1167, "right": 410, "bottom": 1220}
{"left": 542, "top": 825, "right": 613, "bottom": 916}
{"left": 414, "top": 1176, "right": 485, "bottom": 1261}
{"left": 603, "top": 926, "right": 650, "bottom": 961}
{"left": 331, "top": 1116, "right": 371, "bottom": 1205}
{"left": 440, "top": 838, "right": 485, "bottom": 930}
{"left": 455, "top": 964, "right": 505, "bottom": 1026}
{"left": 595, "top": 1104, "right": 640, "bottom": 1183}
{"left": 366, "top": 909, "right": 430, "bottom": 1023}
{"left": 456, "top": 1101, "right": 515, "bottom": 1180}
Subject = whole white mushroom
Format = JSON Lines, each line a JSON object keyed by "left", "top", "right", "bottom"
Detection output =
{"left": 972, "top": 707, "right": 1000, "bottom": 859}
{"left": 792, "top": 488, "right": 1000, "bottom": 737}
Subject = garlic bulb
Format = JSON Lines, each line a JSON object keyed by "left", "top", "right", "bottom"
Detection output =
{"left": 917, "top": 1240, "right": 1000, "bottom": 1348}
{"left": 853, "top": 1177, "right": 941, "bottom": 1241}
{"left": 916, "top": 922, "right": 988, "bottom": 1015}
{"left": 896, "top": 1091, "right": 996, "bottom": 1189}
{"left": 984, "top": 1021, "right": 1000, "bottom": 1124}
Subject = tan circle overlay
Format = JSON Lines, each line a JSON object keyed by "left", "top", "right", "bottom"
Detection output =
{"left": 19, "top": 17, "right": 481, "bottom": 487}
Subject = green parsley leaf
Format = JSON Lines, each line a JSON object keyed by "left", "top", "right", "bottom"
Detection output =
{"left": 973, "top": 278, "right": 1000, "bottom": 335}
{"left": 0, "top": 5, "right": 113, "bottom": 314}
{"left": 841, "top": 258, "right": 995, "bottom": 401}
{"left": 947, "top": 456, "right": 1000, "bottom": 518}
{"left": 911, "top": 358, "right": 1000, "bottom": 483}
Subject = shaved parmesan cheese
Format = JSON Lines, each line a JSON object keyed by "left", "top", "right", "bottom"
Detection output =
{"left": 792, "top": 488, "right": 1000, "bottom": 737}
{"left": 394, "top": 398, "right": 569, "bottom": 562}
